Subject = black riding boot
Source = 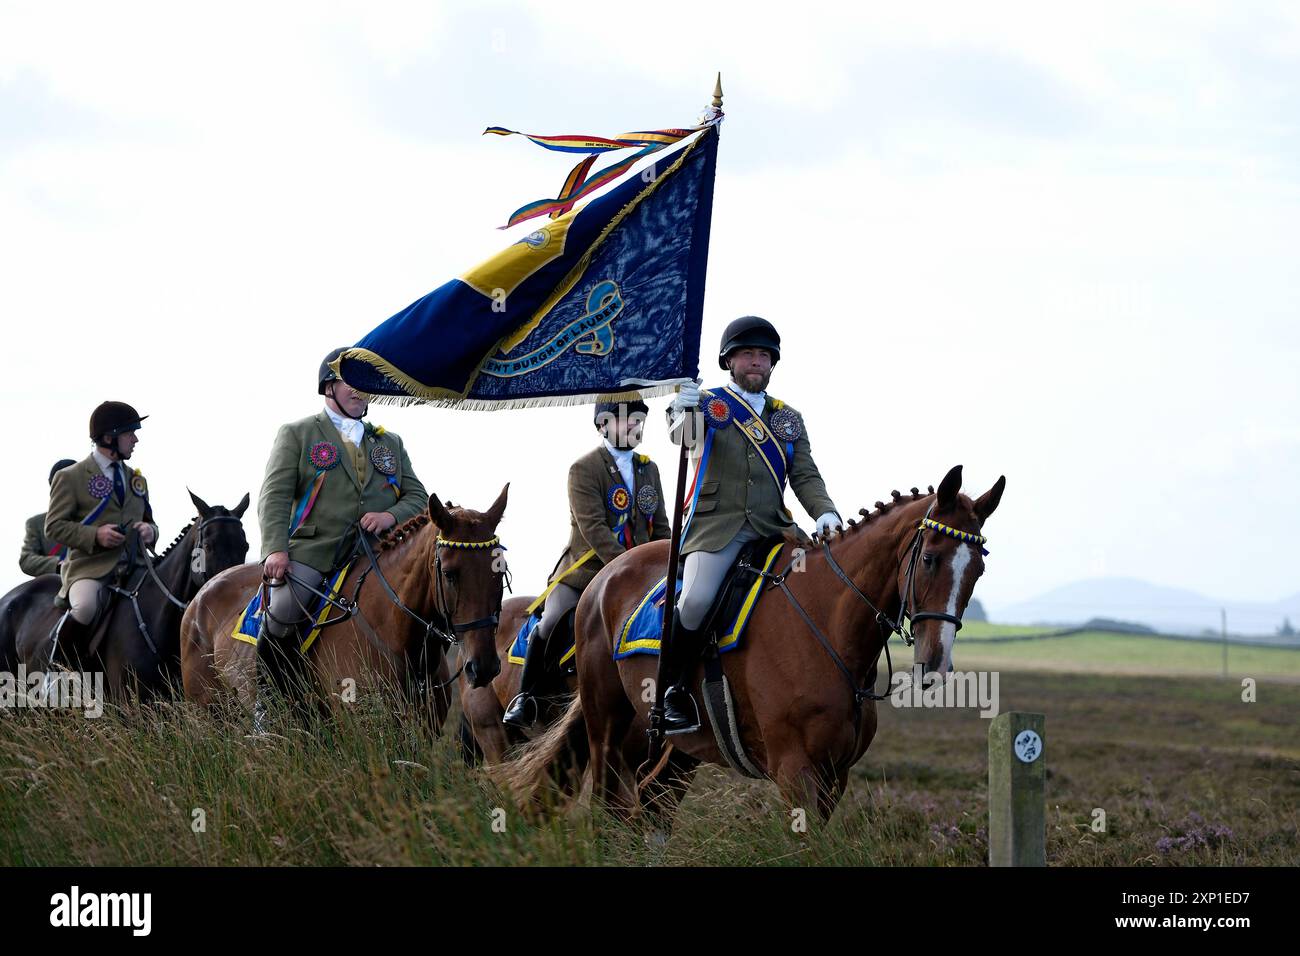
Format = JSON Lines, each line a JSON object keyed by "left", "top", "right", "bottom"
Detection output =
{"left": 47, "top": 609, "right": 92, "bottom": 672}
{"left": 503, "top": 621, "right": 546, "bottom": 729}
{"left": 253, "top": 615, "right": 302, "bottom": 733}
{"left": 661, "top": 608, "right": 704, "bottom": 735}
{"left": 252, "top": 619, "right": 277, "bottom": 734}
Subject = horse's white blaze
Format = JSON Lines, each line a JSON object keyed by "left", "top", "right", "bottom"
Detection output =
{"left": 939, "top": 544, "right": 975, "bottom": 670}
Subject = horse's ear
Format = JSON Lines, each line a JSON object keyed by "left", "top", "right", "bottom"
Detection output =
{"left": 232, "top": 492, "right": 251, "bottom": 518}
{"left": 973, "top": 475, "right": 1006, "bottom": 523}
{"left": 188, "top": 488, "right": 211, "bottom": 518}
{"left": 484, "top": 483, "right": 509, "bottom": 529}
{"left": 936, "top": 465, "right": 963, "bottom": 512}
{"left": 427, "top": 493, "right": 454, "bottom": 530}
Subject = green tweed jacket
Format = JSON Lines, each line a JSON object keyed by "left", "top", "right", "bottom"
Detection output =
{"left": 258, "top": 412, "right": 429, "bottom": 573}
{"left": 45, "top": 455, "right": 159, "bottom": 600}
{"left": 20, "top": 512, "right": 60, "bottom": 577}
{"left": 669, "top": 385, "right": 836, "bottom": 555}
{"left": 547, "top": 445, "right": 670, "bottom": 593}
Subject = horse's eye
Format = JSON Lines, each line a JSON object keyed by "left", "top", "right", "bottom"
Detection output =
{"left": 922, "top": 553, "right": 936, "bottom": 568}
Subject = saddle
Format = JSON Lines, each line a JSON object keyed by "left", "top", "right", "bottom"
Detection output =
{"left": 684, "top": 534, "right": 789, "bottom": 780}
{"left": 684, "top": 534, "right": 788, "bottom": 650}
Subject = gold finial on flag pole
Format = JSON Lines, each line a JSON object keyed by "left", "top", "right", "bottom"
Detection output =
{"left": 712, "top": 72, "right": 723, "bottom": 109}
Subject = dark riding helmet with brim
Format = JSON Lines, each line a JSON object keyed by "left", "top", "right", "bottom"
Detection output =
{"left": 49, "top": 458, "right": 76, "bottom": 485}
{"left": 89, "top": 402, "right": 147, "bottom": 442}
{"left": 593, "top": 398, "right": 649, "bottom": 428}
{"left": 718, "top": 315, "right": 781, "bottom": 370}
{"left": 319, "top": 347, "right": 349, "bottom": 395}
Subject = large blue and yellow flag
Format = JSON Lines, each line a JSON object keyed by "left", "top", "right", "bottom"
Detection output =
{"left": 335, "top": 123, "right": 719, "bottom": 410}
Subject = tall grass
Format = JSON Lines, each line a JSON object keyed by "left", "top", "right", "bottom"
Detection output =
{"left": 1, "top": 669, "right": 1296, "bottom": 865}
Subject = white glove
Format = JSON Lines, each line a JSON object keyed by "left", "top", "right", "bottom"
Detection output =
{"left": 815, "top": 512, "right": 842, "bottom": 534}
{"left": 669, "top": 380, "right": 701, "bottom": 414}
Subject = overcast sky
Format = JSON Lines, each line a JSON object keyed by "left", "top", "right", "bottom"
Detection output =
{"left": 2, "top": 1, "right": 1297, "bottom": 620}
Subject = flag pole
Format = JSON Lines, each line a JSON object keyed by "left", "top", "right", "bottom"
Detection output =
{"left": 643, "top": 73, "right": 722, "bottom": 772}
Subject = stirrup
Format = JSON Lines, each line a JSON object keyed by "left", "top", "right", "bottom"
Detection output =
{"left": 502, "top": 693, "right": 538, "bottom": 729}
{"left": 662, "top": 686, "right": 701, "bottom": 736}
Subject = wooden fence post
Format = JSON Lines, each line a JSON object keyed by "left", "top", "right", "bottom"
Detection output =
{"left": 988, "top": 711, "right": 1046, "bottom": 866}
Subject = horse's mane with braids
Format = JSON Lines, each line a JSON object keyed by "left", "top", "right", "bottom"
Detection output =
{"left": 155, "top": 519, "right": 196, "bottom": 560}
{"left": 809, "top": 485, "right": 936, "bottom": 546}
{"left": 377, "top": 512, "right": 432, "bottom": 552}
{"left": 377, "top": 501, "right": 485, "bottom": 552}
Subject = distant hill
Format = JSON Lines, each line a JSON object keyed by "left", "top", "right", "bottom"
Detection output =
{"left": 990, "top": 577, "right": 1300, "bottom": 640}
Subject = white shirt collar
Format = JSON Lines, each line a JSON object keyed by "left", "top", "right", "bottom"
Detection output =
{"left": 603, "top": 438, "right": 634, "bottom": 464}
{"left": 91, "top": 449, "right": 121, "bottom": 475}
{"left": 325, "top": 404, "right": 364, "bottom": 446}
{"left": 602, "top": 439, "right": 636, "bottom": 491}
{"left": 725, "top": 382, "right": 766, "bottom": 417}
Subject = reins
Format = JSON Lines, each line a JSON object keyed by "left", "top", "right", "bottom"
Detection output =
{"left": 746, "top": 503, "right": 988, "bottom": 717}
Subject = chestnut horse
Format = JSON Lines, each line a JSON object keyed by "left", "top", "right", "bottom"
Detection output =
{"left": 182, "top": 489, "right": 508, "bottom": 729}
{"left": 0, "top": 490, "right": 250, "bottom": 702}
{"left": 459, "top": 595, "right": 579, "bottom": 764}
{"left": 506, "top": 465, "right": 1005, "bottom": 827}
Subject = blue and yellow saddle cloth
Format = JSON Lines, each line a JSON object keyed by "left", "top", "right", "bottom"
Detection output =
{"left": 231, "top": 563, "right": 352, "bottom": 654}
{"left": 613, "top": 542, "right": 783, "bottom": 659}
{"left": 507, "top": 613, "right": 577, "bottom": 668}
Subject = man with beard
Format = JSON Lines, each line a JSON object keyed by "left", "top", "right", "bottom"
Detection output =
{"left": 660, "top": 316, "right": 841, "bottom": 734}
{"left": 503, "top": 399, "right": 670, "bottom": 728}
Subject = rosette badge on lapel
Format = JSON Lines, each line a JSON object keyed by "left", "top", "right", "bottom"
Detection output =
{"left": 292, "top": 441, "right": 342, "bottom": 534}
{"left": 309, "top": 441, "right": 341, "bottom": 471}
{"left": 768, "top": 408, "right": 802, "bottom": 443}
{"left": 702, "top": 393, "right": 732, "bottom": 429}
{"left": 636, "top": 484, "right": 658, "bottom": 517}
{"left": 369, "top": 442, "right": 402, "bottom": 497}
{"left": 88, "top": 474, "right": 113, "bottom": 499}
{"left": 369, "top": 444, "right": 397, "bottom": 475}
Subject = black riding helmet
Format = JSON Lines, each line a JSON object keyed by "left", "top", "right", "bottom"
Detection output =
{"left": 318, "top": 347, "right": 349, "bottom": 395}
{"left": 49, "top": 458, "right": 76, "bottom": 485}
{"left": 718, "top": 315, "right": 781, "bottom": 369}
{"left": 592, "top": 399, "right": 649, "bottom": 429}
{"left": 89, "top": 402, "right": 147, "bottom": 445}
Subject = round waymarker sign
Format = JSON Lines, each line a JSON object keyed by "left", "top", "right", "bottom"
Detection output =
{"left": 1014, "top": 729, "right": 1042, "bottom": 764}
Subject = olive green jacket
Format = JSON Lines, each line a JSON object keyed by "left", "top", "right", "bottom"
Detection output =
{"left": 45, "top": 455, "right": 159, "bottom": 600}
{"left": 548, "top": 445, "right": 670, "bottom": 592}
{"left": 21, "top": 512, "right": 61, "bottom": 577}
{"left": 259, "top": 412, "right": 429, "bottom": 573}
{"left": 668, "top": 385, "right": 837, "bottom": 555}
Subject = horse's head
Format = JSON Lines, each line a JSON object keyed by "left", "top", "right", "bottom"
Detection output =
{"left": 186, "top": 489, "right": 251, "bottom": 586}
{"left": 899, "top": 465, "right": 1005, "bottom": 676}
{"left": 427, "top": 485, "right": 509, "bottom": 689}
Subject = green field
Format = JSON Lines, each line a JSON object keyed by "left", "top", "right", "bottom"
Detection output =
{"left": 1, "top": 667, "right": 1296, "bottom": 866}
{"left": 949, "top": 624, "right": 1300, "bottom": 680}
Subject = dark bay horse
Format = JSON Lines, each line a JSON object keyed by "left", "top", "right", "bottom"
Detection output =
{"left": 506, "top": 465, "right": 1005, "bottom": 827}
{"left": 182, "top": 490, "right": 508, "bottom": 732}
{"left": 0, "top": 491, "right": 250, "bottom": 701}
{"left": 459, "top": 595, "right": 579, "bottom": 764}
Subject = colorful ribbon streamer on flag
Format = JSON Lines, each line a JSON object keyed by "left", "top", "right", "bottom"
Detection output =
{"left": 483, "top": 124, "right": 707, "bottom": 228}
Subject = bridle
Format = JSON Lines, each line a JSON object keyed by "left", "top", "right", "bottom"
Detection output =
{"left": 109, "top": 513, "right": 246, "bottom": 657}
{"left": 748, "top": 502, "right": 989, "bottom": 713}
{"left": 141, "top": 514, "right": 246, "bottom": 610}
{"left": 271, "top": 526, "right": 508, "bottom": 694}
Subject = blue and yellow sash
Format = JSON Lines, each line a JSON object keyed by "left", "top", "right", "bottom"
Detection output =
{"left": 712, "top": 386, "right": 793, "bottom": 493}
{"left": 680, "top": 388, "right": 795, "bottom": 542}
